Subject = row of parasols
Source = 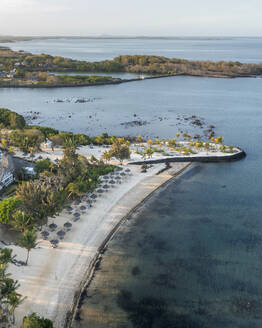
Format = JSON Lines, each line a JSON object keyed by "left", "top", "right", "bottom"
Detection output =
{"left": 40, "top": 167, "right": 132, "bottom": 248}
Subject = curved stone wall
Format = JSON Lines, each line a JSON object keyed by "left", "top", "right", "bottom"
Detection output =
{"left": 129, "top": 149, "right": 246, "bottom": 165}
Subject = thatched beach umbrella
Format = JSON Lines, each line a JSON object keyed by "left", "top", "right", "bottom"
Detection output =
{"left": 57, "top": 230, "right": 66, "bottom": 239}
{"left": 74, "top": 212, "right": 80, "bottom": 217}
{"left": 50, "top": 239, "right": 59, "bottom": 248}
{"left": 73, "top": 216, "right": 80, "bottom": 222}
{"left": 120, "top": 172, "right": 126, "bottom": 176}
{"left": 103, "top": 184, "right": 110, "bottom": 190}
{"left": 103, "top": 175, "right": 110, "bottom": 180}
{"left": 109, "top": 180, "right": 116, "bottom": 185}
{"left": 97, "top": 189, "right": 104, "bottom": 194}
{"left": 49, "top": 223, "right": 57, "bottom": 231}
{"left": 64, "top": 222, "right": 72, "bottom": 229}
{"left": 57, "top": 230, "right": 65, "bottom": 236}
{"left": 125, "top": 168, "right": 131, "bottom": 173}
{"left": 80, "top": 205, "right": 87, "bottom": 210}
{"left": 41, "top": 231, "right": 49, "bottom": 240}
{"left": 50, "top": 239, "right": 59, "bottom": 244}
{"left": 115, "top": 176, "right": 121, "bottom": 180}
{"left": 90, "top": 193, "right": 97, "bottom": 199}
{"left": 41, "top": 231, "right": 49, "bottom": 237}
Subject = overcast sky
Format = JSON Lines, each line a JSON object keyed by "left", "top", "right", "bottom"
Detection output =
{"left": 1, "top": 0, "right": 261, "bottom": 36}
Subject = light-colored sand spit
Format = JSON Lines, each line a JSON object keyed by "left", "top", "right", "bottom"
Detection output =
{"left": 7, "top": 162, "right": 189, "bottom": 327}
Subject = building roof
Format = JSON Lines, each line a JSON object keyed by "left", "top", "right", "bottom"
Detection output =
{"left": 0, "top": 153, "right": 15, "bottom": 183}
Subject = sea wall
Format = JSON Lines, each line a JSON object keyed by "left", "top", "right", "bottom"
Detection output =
{"left": 129, "top": 149, "right": 246, "bottom": 165}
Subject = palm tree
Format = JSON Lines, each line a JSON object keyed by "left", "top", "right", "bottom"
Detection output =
{"left": 18, "top": 230, "right": 37, "bottom": 265}
{"left": 11, "top": 210, "right": 32, "bottom": 233}
{"left": 102, "top": 151, "right": 111, "bottom": 164}
{"left": 66, "top": 182, "right": 83, "bottom": 199}
{"left": 136, "top": 136, "right": 142, "bottom": 143}
{"left": 7, "top": 291, "right": 24, "bottom": 324}
{"left": 0, "top": 249, "right": 16, "bottom": 268}
{"left": 0, "top": 277, "right": 20, "bottom": 299}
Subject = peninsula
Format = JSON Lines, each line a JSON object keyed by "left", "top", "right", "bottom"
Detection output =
{"left": 0, "top": 47, "right": 262, "bottom": 88}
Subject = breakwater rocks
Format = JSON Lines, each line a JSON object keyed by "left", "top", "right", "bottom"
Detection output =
{"left": 129, "top": 149, "right": 246, "bottom": 165}
{"left": 47, "top": 97, "right": 100, "bottom": 104}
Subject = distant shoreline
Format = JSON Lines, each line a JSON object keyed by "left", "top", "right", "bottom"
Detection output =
{"left": 0, "top": 36, "right": 235, "bottom": 43}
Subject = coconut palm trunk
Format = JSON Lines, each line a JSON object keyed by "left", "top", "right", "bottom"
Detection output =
{"left": 25, "top": 249, "right": 30, "bottom": 265}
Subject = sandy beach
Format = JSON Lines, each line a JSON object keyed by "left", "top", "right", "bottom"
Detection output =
{"left": 6, "top": 155, "right": 190, "bottom": 327}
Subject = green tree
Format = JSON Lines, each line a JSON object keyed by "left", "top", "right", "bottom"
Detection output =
{"left": 58, "top": 138, "right": 82, "bottom": 184}
{"left": 11, "top": 210, "right": 33, "bottom": 232}
{"left": 109, "top": 139, "right": 130, "bottom": 164}
{"left": 0, "top": 197, "right": 22, "bottom": 225}
{"left": 16, "top": 180, "right": 64, "bottom": 225}
{"left": 0, "top": 248, "right": 16, "bottom": 267}
{"left": 0, "top": 248, "right": 24, "bottom": 325}
{"left": 18, "top": 230, "right": 37, "bottom": 265}
{"left": 34, "top": 159, "right": 54, "bottom": 175}
{"left": 102, "top": 150, "right": 112, "bottom": 163}
{"left": 144, "top": 147, "right": 154, "bottom": 159}
{"left": 20, "top": 313, "right": 53, "bottom": 328}
{"left": 0, "top": 108, "right": 26, "bottom": 129}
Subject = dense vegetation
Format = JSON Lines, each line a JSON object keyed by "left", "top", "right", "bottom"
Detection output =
{"left": 115, "top": 55, "right": 262, "bottom": 77}
{"left": 0, "top": 108, "right": 118, "bottom": 152}
{"left": 20, "top": 312, "right": 53, "bottom": 327}
{"left": 0, "top": 108, "right": 26, "bottom": 129}
{"left": 56, "top": 74, "right": 119, "bottom": 85}
{"left": 1, "top": 48, "right": 262, "bottom": 78}
{"left": 0, "top": 139, "right": 116, "bottom": 231}
{"left": 0, "top": 72, "right": 120, "bottom": 87}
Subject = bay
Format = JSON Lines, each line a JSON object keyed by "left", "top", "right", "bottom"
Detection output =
{"left": 0, "top": 38, "right": 261, "bottom": 327}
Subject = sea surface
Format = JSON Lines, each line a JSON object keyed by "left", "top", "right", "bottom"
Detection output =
{"left": 1, "top": 37, "right": 262, "bottom": 62}
{"left": 1, "top": 38, "right": 262, "bottom": 327}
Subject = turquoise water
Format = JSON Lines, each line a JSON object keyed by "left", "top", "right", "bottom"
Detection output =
{"left": 0, "top": 38, "right": 262, "bottom": 327}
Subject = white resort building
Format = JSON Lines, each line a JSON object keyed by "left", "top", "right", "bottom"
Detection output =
{"left": 0, "top": 150, "right": 14, "bottom": 192}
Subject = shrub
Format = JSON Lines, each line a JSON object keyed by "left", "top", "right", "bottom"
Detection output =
{"left": 0, "top": 108, "right": 26, "bottom": 129}
{"left": 20, "top": 313, "right": 53, "bottom": 328}
{"left": 35, "top": 159, "right": 54, "bottom": 175}
{"left": 0, "top": 197, "right": 22, "bottom": 225}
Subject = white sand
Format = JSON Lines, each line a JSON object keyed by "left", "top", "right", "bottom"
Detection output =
{"left": 7, "top": 161, "right": 190, "bottom": 327}
{"left": 15, "top": 142, "right": 242, "bottom": 166}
